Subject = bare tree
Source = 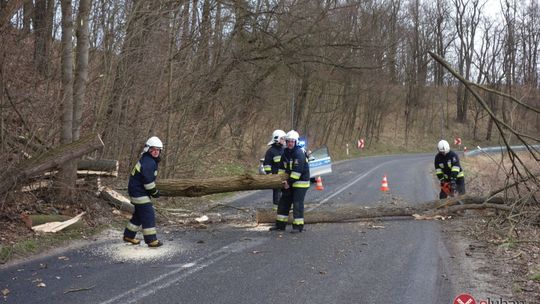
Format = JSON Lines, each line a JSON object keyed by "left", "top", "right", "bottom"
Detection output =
{"left": 452, "top": 0, "right": 483, "bottom": 123}
{"left": 33, "top": 0, "right": 54, "bottom": 76}
{"left": 73, "top": 0, "right": 91, "bottom": 141}
{"left": 57, "top": 0, "right": 76, "bottom": 193}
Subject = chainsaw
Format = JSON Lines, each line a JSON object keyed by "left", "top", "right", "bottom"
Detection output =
{"left": 441, "top": 181, "right": 458, "bottom": 197}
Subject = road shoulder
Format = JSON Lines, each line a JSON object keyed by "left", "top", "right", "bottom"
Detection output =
{"left": 442, "top": 215, "right": 539, "bottom": 303}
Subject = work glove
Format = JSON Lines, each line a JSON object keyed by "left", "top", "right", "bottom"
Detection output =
{"left": 149, "top": 189, "right": 160, "bottom": 198}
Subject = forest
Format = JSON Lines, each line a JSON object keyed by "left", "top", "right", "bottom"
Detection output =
{"left": 1, "top": 0, "right": 539, "bottom": 191}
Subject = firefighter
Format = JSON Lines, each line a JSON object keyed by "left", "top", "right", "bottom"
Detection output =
{"left": 263, "top": 129, "right": 286, "bottom": 211}
{"left": 123, "top": 136, "right": 164, "bottom": 247}
{"left": 435, "top": 139, "right": 465, "bottom": 199}
{"left": 269, "top": 130, "right": 310, "bottom": 233}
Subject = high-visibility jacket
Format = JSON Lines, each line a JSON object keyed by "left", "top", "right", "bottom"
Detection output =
{"left": 128, "top": 152, "right": 159, "bottom": 204}
{"left": 263, "top": 144, "right": 284, "bottom": 174}
{"left": 434, "top": 150, "right": 464, "bottom": 181}
{"left": 280, "top": 145, "right": 310, "bottom": 188}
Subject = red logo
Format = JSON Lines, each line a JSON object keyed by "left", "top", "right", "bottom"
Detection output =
{"left": 357, "top": 138, "right": 365, "bottom": 149}
{"left": 454, "top": 137, "right": 462, "bottom": 145}
{"left": 454, "top": 294, "right": 476, "bottom": 304}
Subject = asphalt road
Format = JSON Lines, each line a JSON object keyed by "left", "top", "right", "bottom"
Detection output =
{"left": 0, "top": 154, "right": 457, "bottom": 304}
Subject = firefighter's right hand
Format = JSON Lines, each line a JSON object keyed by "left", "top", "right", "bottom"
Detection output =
{"left": 282, "top": 180, "right": 289, "bottom": 189}
{"left": 450, "top": 180, "right": 457, "bottom": 192}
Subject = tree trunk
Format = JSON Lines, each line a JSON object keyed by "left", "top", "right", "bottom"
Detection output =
{"left": 77, "top": 159, "right": 118, "bottom": 172}
{"left": 256, "top": 196, "right": 508, "bottom": 224}
{"left": 72, "top": 0, "right": 91, "bottom": 141}
{"left": 58, "top": 0, "right": 76, "bottom": 196}
{"left": 157, "top": 174, "right": 285, "bottom": 197}
{"left": 22, "top": 0, "right": 32, "bottom": 33}
{"left": 0, "top": 0, "right": 24, "bottom": 31}
{"left": 0, "top": 133, "right": 104, "bottom": 195}
{"left": 33, "top": 0, "right": 53, "bottom": 75}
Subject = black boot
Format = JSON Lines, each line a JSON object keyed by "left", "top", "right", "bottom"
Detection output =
{"left": 290, "top": 224, "right": 303, "bottom": 234}
{"left": 269, "top": 221, "right": 286, "bottom": 231}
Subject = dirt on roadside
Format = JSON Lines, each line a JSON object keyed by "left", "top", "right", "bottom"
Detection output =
{"left": 442, "top": 215, "right": 539, "bottom": 304}
{"left": 440, "top": 153, "right": 540, "bottom": 304}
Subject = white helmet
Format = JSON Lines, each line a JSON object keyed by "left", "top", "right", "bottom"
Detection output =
{"left": 268, "top": 129, "right": 286, "bottom": 145}
{"left": 285, "top": 130, "right": 300, "bottom": 142}
{"left": 437, "top": 140, "right": 450, "bottom": 153}
{"left": 143, "top": 136, "right": 163, "bottom": 153}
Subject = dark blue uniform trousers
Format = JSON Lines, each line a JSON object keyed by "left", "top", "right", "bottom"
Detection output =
{"left": 123, "top": 203, "right": 158, "bottom": 244}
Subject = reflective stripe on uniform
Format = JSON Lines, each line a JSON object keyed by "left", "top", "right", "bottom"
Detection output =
{"left": 130, "top": 196, "right": 151, "bottom": 204}
{"left": 144, "top": 181, "right": 156, "bottom": 190}
{"left": 457, "top": 171, "right": 464, "bottom": 178}
{"left": 142, "top": 227, "right": 157, "bottom": 235}
{"left": 273, "top": 155, "right": 281, "bottom": 163}
{"left": 292, "top": 180, "right": 310, "bottom": 188}
{"left": 451, "top": 166, "right": 461, "bottom": 173}
{"left": 435, "top": 168, "right": 443, "bottom": 174}
{"left": 278, "top": 169, "right": 286, "bottom": 174}
{"left": 290, "top": 171, "right": 301, "bottom": 179}
{"left": 276, "top": 214, "right": 288, "bottom": 222}
{"left": 264, "top": 165, "right": 272, "bottom": 172}
{"left": 126, "top": 222, "right": 139, "bottom": 232}
{"left": 293, "top": 218, "right": 304, "bottom": 225}
{"left": 131, "top": 162, "right": 142, "bottom": 176}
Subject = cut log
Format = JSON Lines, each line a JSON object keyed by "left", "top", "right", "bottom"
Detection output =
{"left": 99, "top": 186, "right": 134, "bottom": 213}
{"left": 157, "top": 174, "right": 285, "bottom": 197}
{"left": 20, "top": 214, "right": 85, "bottom": 230}
{"left": 31, "top": 212, "right": 86, "bottom": 233}
{"left": 77, "top": 159, "right": 118, "bottom": 177}
{"left": 77, "top": 169, "right": 118, "bottom": 177}
{"left": 256, "top": 195, "right": 509, "bottom": 224}
{"left": 0, "top": 133, "right": 104, "bottom": 195}
{"left": 20, "top": 180, "right": 53, "bottom": 192}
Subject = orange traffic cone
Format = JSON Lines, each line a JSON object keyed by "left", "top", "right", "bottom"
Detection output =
{"left": 380, "top": 175, "right": 389, "bottom": 192}
{"left": 315, "top": 176, "right": 324, "bottom": 190}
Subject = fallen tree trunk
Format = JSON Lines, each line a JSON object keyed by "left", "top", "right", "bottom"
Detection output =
{"left": 77, "top": 159, "right": 118, "bottom": 176}
{"left": 157, "top": 174, "right": 285, "bottom": 197}
{"left": 256, "top": 195, "right": 509, "bottom": 224}
{"left": 0, "top": 133, "right": 105, "bottom": 195}
{"left": 77, "top": 159, "right": 118, "bottom": 171}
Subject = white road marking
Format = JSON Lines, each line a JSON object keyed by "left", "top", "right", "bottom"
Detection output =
{"left": 98, "top": 237, "right": 265, "bottom": 304}
{"left": 306, "top": 162, "right": 394, "bottom": 212}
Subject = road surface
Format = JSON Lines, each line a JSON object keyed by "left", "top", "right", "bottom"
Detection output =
{"left": 0, "top": 154, "right": 457, "bottom": 304}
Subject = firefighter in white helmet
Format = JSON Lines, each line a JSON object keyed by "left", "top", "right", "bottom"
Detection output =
{"left": 263, "top": 129, "right": 286, "bottom": 211}
{"left": 435, "top": 139, "right": 465, "bottom": 199}
{"left": 123, "top": 136, "right": 164, "bottom": 247}
{"left": 269, "top": 130, "right": 310, "bottom": 233}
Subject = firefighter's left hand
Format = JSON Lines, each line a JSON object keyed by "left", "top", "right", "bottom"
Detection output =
{"left": 282, "top": 180, "right": 289, "bottom": 189}
{"left": 151, "top": 189, "right": 161, "bottom": 198}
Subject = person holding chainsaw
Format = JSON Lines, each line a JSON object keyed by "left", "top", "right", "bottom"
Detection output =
{"left": 123, "top": 136, "right": 164, "bottom": 248}
{"left": 269, "top": 130, "right": 310, "bottom": 233}
{"left": 263, "top": 129, "right": 286, "bottom": 211}
{"left": 434, "top": 139, "right": 465, "bottom": 199}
